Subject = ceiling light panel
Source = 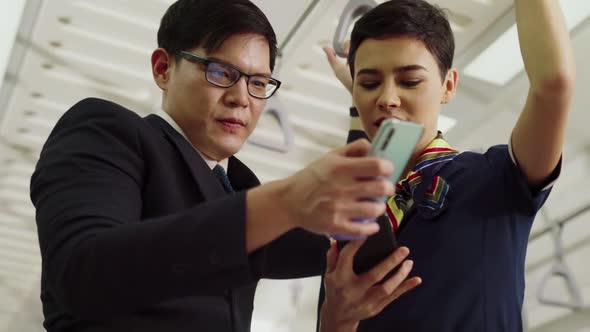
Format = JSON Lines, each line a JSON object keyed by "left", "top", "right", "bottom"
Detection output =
{"left": 464, "top": 0, "right": 590, "bottom": 85}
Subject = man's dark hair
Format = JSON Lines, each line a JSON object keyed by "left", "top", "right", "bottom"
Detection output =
{"left": 348, "top": 0, "right": 454, "bottom": 82}
{"left": 158, "top": 0, "right": 278, "bottom": 71}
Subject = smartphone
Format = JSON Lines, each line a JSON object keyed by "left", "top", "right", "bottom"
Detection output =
{"left": 336, "top": 119, "right": 424, "bottom": 276}
{"left": 369, "top": 118, "right": 424, "bottom": 195}
{"left": 337, "top": 214, "right": 399, "bottom": 276}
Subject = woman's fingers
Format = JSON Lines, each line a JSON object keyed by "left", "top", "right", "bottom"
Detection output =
{"left": 358, "top": 247, "right": 410, "bottom": 289}
{"left": 325, "top": 241, "right": 339, "bottom": 273}
{"left": 322, "top": 240, "right": 422, "bottom": 324}
{"left": 336, "top": 239, "right": 366, "bottom": 273}
{"left": 323, "top": 46, "right": 341, "bottom": 70}
{"left": 353, "top": 260, "right": 419, "bottom": 318}
{"left": 375, "top": 276, "right": 423, "bottom": 310}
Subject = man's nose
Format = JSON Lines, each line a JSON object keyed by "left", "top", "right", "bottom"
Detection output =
{"left": 224, "top": 77, "right": 250, "bottom": 108}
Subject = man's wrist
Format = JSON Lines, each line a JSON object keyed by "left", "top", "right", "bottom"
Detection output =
{"left": 247, "top": 178, "right": 296, "bottom": 231}
{"left": 267, "top": 176, "right": 298, "bottom": 229}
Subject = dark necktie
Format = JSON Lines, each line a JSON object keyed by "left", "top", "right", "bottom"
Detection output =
{"left": 212, "top": 164, "right": 235, "bottom": 194}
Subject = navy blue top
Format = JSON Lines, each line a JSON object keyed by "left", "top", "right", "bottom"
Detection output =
{"left": 320, "top": 125, "right": 558, "bottom": 332}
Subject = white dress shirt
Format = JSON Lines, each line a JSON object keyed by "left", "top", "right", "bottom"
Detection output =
{"left": 155, "top": 109, "right": 229, "bottom": 172}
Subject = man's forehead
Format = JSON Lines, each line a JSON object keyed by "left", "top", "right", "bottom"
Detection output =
{"left": 201, "top": 34, "right": 272, "bottom": 74}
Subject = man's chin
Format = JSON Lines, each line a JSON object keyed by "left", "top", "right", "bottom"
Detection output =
{"left": 214, "top": 140, "right": 244, "bottom": 159}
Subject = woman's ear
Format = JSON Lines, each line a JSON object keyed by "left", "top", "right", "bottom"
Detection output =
{"left": 441, "top": 68, "right": 459, "bottom": 104}
{"left": 151, "top": 48, "right": 173, "bottom": 91}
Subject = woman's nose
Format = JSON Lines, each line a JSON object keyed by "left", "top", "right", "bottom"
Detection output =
{"left": 377, "top": 84, "right": 401, "bottom": 111}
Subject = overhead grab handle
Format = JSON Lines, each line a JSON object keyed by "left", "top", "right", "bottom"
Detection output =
{"left": 247, "top": 56, "right": 294, "bottom": 153}
{"left": 536, "top": 262, "right": 584, "bottom": 310}
{"left": 535, "top": 208, "right": 584, "bottom": 310}
{"left": 333, "top": 0, "right": 378, "bottom": 58}
{"left": 247, "top": 96, "right": 294, "bottom": 153}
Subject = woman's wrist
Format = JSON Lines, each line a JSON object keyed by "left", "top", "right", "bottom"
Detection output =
{"left": 319, "top": 302, "right": 359, "bottom": 332}
{"left": 349, "top": 107, "right": 363, "bottom": 132}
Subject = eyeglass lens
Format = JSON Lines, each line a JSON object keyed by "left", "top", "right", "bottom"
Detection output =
{"left": 205, "top": 62, "right": 278, "bottom": 98}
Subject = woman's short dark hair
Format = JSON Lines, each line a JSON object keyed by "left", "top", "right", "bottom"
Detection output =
{"left": 348, "top": 0, "right": 454, "bottom": 82}
{"left": 158, "top": 0, "right": 278, "bottom": 71}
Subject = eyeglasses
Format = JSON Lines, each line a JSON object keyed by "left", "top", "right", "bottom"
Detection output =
{"left": 179, "top": 51, "right": 281, "bottom": 99}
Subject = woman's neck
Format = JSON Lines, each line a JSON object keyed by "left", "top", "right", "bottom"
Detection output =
{"left": 400, "top": 132, "right": 438, "bottom": 181}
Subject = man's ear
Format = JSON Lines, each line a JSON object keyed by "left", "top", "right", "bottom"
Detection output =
{"left": 441, "top": 68, "right": 459, "bottom": 104}
{"left": 151, "top": 48, "right": 173, "bottom": 91}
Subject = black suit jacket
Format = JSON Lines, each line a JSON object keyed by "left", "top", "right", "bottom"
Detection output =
{"left": 30, "top": 98, "right": 329, "bottom": 332}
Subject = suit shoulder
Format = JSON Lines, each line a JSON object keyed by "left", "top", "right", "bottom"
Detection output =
{"left": 44, "top": 98, "right": 146, "bottom": 151}
{"left": 61, "top": 97, "right": 142, "bottom": 125}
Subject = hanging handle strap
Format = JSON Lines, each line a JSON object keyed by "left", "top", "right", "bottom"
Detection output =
{"left": 247, "top": 96, "right": 294, "bottom": 153}
{"left": 535, "top": 209, "right": 583, "bottom": 310}
{"left": 332, "top": 0, "right": 378, "bottom": 57}
{"left": 536, "top": 261, "right": 583, "bottom": 310}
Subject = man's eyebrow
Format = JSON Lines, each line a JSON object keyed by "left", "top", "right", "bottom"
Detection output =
{"left": 207, "top": 56, "right": 272, "bottom": 77}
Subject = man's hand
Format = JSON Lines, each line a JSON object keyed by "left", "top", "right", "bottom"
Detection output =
{"left": 323, "top": 43, "right": 353, "bottom": 93}
{"left": 320, "top": 241, "right": 421, "bottom": 332}
{"left": 281, "top": 139, "right": 394, "bottom": 238}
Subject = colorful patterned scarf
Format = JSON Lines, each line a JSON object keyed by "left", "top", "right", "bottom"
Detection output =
{"left": 386, "top": 132, "right": 459, "bottom": 232}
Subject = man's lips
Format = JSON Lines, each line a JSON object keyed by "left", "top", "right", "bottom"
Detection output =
{"left": 218, "top": 118, "right": 246, "bottom": 128}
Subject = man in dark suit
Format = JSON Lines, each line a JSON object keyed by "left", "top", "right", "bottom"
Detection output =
{"left": 30, "top": 0, "right": 407, "bottom": 331}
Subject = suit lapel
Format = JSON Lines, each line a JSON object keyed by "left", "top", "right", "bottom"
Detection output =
{"left": 228, "top": 156, "right": 260, "bottom": 191}
{"left": 144, "top": 114, "right": 226, "bottom": 200}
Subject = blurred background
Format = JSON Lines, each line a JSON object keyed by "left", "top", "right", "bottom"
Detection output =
{"left": 0, "top": 0, "right": 589, "bottom": 331}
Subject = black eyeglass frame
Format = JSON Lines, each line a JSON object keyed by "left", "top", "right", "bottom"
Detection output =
{"left": 179, "top": 50, "right": 281, "bottom": 99}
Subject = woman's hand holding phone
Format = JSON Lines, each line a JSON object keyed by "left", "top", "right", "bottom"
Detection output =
{"left": 320, "top": 240, "right": 422, "bottom": 332}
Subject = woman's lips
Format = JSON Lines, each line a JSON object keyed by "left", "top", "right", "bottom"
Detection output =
{"left": 374, "top": 117, "right": 387, "bottom": 127}
{"left": 374, "top": 116, "right": 404, "bottom": 127}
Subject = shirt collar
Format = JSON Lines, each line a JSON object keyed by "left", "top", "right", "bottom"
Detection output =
{"left": 155, "top": 109, "right": 229, "bottom": 171}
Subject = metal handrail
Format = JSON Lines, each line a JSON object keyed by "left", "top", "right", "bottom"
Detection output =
{"left": 529, "top": 203, "right": 590, "bottom": 241}
{"left": 247, "top": 0, "right": 323, "bottom": 153}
